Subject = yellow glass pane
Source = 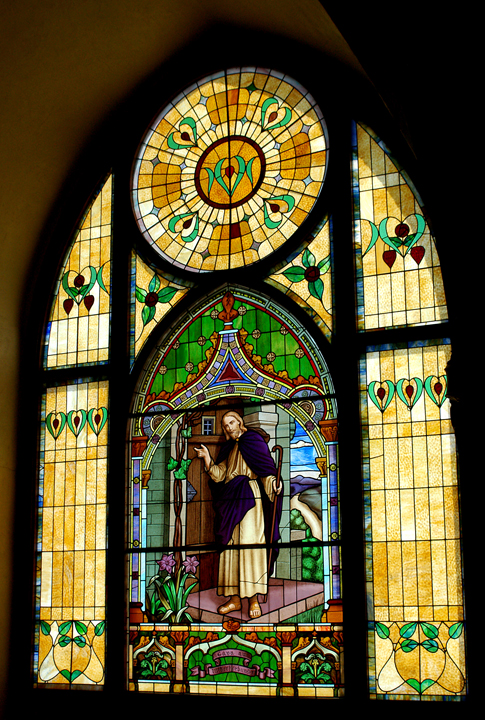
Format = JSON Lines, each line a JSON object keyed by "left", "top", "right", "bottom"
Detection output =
{"left": 131, "top": 251, "right": 190, "bottom": 364}
{"left": 265, "top": 217, "right": 333, "bottom": 340}
{"left": 34, "top": 381, "right": 108, "bottom": 686}
{"left": 353, "top": 124, "right": 447, "bottom": 330}
{"left": 362, "top": 341, "right": 465, "bottom": 698}
{"left": 45, "top": 175, "right": 112, "bottom": 367}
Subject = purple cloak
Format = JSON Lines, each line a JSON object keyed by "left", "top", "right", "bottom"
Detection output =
{"left": 208, "top": 429, "right": 283, "bottom": 574}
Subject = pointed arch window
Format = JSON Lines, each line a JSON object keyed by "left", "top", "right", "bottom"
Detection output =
{"left": 31, "top": 65, "right": 466, "bottom": 701}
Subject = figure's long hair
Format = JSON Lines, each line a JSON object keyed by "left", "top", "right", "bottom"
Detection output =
{"left": 221, "top": 411, "right": 247, "bottom": 440}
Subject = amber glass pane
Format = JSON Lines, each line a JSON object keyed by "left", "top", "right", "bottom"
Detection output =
{"left": 131, "top": 250, "right": 190, "bottom": 364}
{"left": 34, "top": 380, "right": 108, "bottom": 686}
{"left": 352, "top": 124, "right": 447, "bottom": 330}
{"left": 266, "top": 216, "right": 333, "bottom": 340}
{"left": 132, "top": 69, "right": 327, "bottom": 272}
{"left": 44, "top": 175, "right": 112, "bottom": 367}
{"left": 361, "top": 340, "right": 465, "bottom": 698}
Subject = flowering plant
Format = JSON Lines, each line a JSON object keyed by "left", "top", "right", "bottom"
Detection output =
{"left": 146, "top": 554, "right": 199, "bottom": 624}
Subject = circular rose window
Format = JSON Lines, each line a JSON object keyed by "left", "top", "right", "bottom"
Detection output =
{"left": 132, "top": 68, "right": 328, "bottom": 272}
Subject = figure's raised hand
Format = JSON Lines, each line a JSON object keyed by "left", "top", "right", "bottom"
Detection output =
{"left": 194, "top": 444, "right": 211, "bottom": 470}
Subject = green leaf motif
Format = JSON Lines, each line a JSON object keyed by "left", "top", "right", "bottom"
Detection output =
{"left": 67, "top": 409, "right": 87, "bottom": 436}
{"left": 379, "top": 218, "right": 401, "bottom": 252}
{"left": 75, "top": 621, "right": 87, "bottom": 635}
{"left": 73, "top": 635, "right": 86, "bottom": 648}
{"left": 45, "top": 412, "right": 67, "bottom": 439}
{"left": 422, "top": 639, "right": 439, "bottom": 653}
{"left": 400, "top": 622, "right": 417, "bottom": 638}
{"left": 40, "top": 620, "right": 51, "bottom": 636}
{"left": 449, "top": 622, "right": 463, "bottom": 639}
{"left": 97, "top": 264, "right": 109, "bottom": 294}
{"left": 261, "top": 97, "right": 292, "bottom": 129}
{"left": 180, "top": 458, "right": 191, "bottom": 474}
{"left": 402, "top": 214, "right": 426, "bottom": 255}
{"left": 424, "top": 375, "right": 447, "bottom": 407}
{"left": 59, "top": 621, "right": 72, "bottom": 635}
{"left": 282, "top": 266, "right": 306, "bottom": 283}
{"left": 157, "top": 286, "right": 178, "bottom": 304}
{"left": 401, "top": 638, "right": 418, "bottom": 653}
{"left": 375, "top": 622, "right": 390, "bottom": 639}
{"left": 396, "top": 378, "right": 423, "bottom": 409}
{"left": 58, "top": 634, "right": 71, "bottom": 647}
{"left": 148, "top": 274, "right": 161, "bottom": 294}
{"left": 302, "top": 248, "right": 316, "bottom": 268}
{"left": 362, "top": 220, "right": 379, "bottom": 257}
{"left": 421, "top": 622, "right": 439, "bottom": 639}
{"left": 142, "top": 304, "right": 156, "bottom": 327}
{"left": 60, "top": 669, "right": 83, "bottom": 682}
{"left": 308, "top": 277, "right": 324, "bottom": 301}
{"left": 167, "top": 457, "right": 178, "bottom": 471}
{"left": 94, "top": 621, "right": 106, "bottom": 636}
{"left": 174, "top": 457, "right": 192, "bottom": 479}
{"left": 406, "top": 678, "right": 435, "bottom": 694}
{"left": 87, "top": 407, "right": 108, "bottom": 435}
{"left": 181, "top": 427, "right": 192, "bottom": 438}
{"left": 367, "top": 380, "right": 395, "bottom": 412}
{"left": 318, "top": 255, "right": 331, "bottom": 274}
{"left": 135, "top": 286, "right": 147, "bottom": 303}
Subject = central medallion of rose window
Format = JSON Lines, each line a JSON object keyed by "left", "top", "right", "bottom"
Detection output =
{"left": 195, "top": 136, "right": 266, "bottom": 209}
{"left": 132, "top": 68, "right": 328, "bottom": 272}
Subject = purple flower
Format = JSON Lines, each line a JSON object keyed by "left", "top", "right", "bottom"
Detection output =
{"left": 183, "top": 556, "right": 199, "bottom": 573}
{"left": 157, "top": 554, "right": 175, "bottom": 573}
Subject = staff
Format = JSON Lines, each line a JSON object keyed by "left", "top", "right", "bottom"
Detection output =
{"left": 264, "top": 444, "right": 283, "bottom": 604}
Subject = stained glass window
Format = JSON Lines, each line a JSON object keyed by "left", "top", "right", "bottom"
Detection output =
{"left": 32, "top": 64, "right": 466, "bottom": 702}
{"left": 132, "top": 68, "right": 328, "bottom": 272}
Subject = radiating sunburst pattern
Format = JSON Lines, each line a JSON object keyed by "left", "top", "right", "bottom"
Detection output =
{"left": 132, "top": 68, "right": 328, "bottom": 272}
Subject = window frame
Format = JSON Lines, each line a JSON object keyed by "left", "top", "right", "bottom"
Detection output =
{"left": 14, "top": 26, "right": 472, "bottom": 709}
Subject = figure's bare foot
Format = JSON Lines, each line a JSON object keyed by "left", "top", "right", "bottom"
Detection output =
{"left": 248, "top": 595, "right": 262, "bottom": 619}
{"left": 218, "top": 596, "right": 241, "bottom": 615}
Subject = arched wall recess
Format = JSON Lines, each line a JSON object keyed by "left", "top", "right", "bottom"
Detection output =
{"left": 21, "top": 30, "right": 468, "bottom": 705}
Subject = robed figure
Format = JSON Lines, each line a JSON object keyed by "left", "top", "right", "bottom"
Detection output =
{"left": 195, "top": 411, "right": 283, "bottom": 619}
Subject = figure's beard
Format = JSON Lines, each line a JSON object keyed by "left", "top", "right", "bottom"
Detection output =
{"left": 226, "top": 427, "right": 242, "bottom": 440}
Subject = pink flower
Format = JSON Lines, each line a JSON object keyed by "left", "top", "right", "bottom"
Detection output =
{"left": 182, "top": 556, "right": 199, "bottom": 574}
{"left": 157, "top": 554, "right": 175, "bottom": 573}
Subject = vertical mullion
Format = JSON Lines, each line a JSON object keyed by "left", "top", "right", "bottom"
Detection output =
{"left": 329, "top": 112, "right": 368, "bottom": 699}
{"left": 105, "top": 164, "right": 132, "bottom": 693}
